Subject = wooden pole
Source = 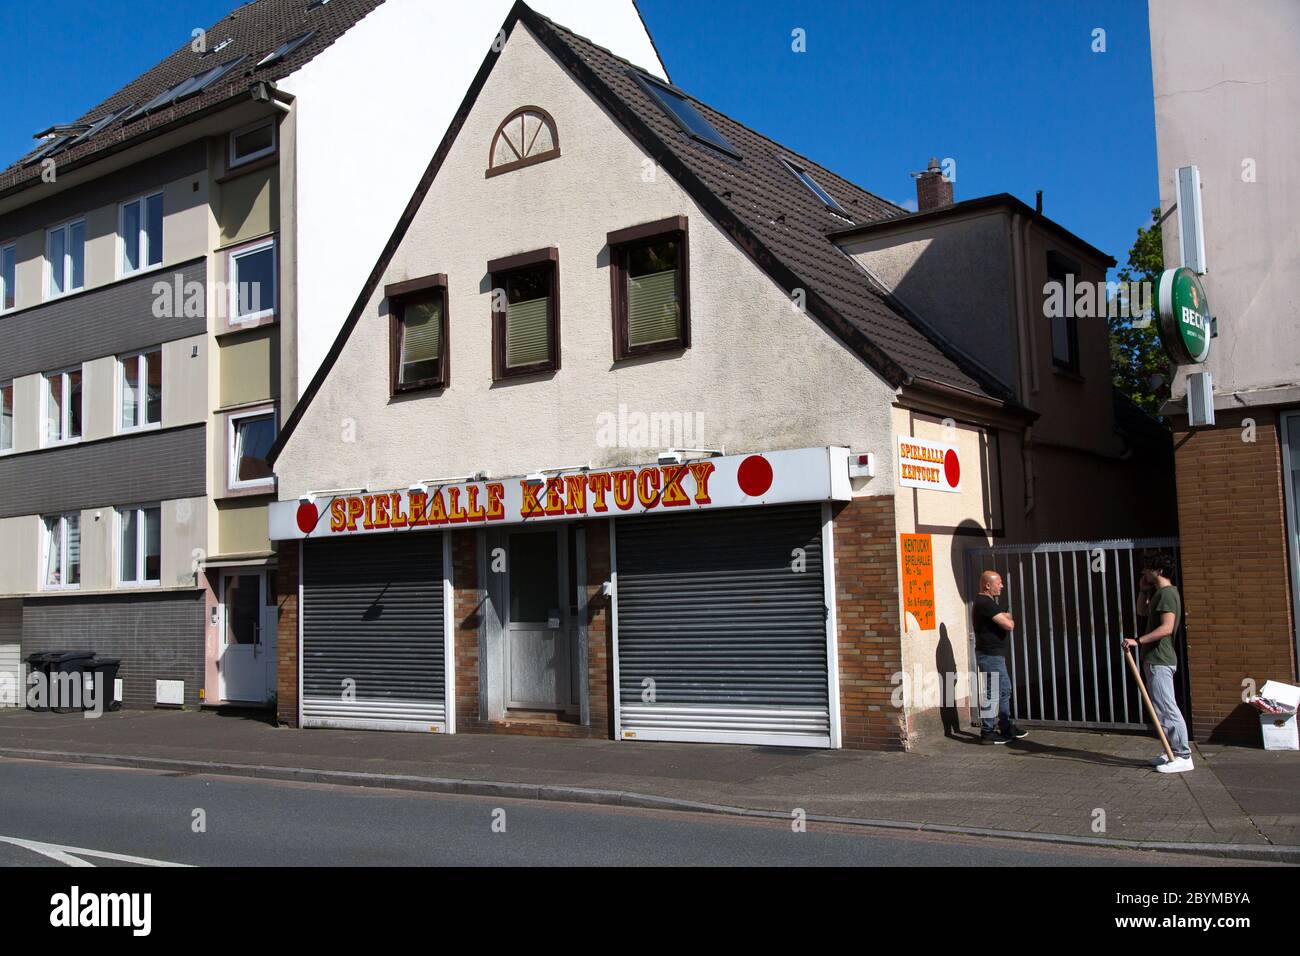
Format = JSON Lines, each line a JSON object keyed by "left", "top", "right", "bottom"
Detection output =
{"left": 1124, "top": 645, "right": 1176, "bottom": 762}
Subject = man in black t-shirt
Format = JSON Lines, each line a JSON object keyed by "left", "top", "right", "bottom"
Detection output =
{"left": 973, "top": 570, "right": 1027, "bottom": 743}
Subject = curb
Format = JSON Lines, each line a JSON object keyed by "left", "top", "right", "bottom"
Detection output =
{"left": 2, "top": 746, "right": 1296, "bottom": 864}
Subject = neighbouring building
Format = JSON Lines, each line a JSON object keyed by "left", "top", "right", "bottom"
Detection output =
{"left": 0, "top": 0, "right": 660, "bottom": 710}
{"left": 265, "top": 3, "right": 1173, "bottom": 750}
{"left": 1150, "top": 0, "right": 1300, "bottom": 741}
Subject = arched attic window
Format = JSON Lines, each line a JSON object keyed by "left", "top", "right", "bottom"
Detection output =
{"left": 486, "top": 106, "right": 560, "bottom": 178}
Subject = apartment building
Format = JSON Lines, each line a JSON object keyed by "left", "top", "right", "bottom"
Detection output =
{"left": 0, "top": 0, "right": 660, "bottom": 710}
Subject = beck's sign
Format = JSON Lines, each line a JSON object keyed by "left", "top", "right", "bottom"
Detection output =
{"left": 1157, "top": 266, "right": 1212, "bottom": 365}
{"left": 269, "top": 447, "right": 851, "bottom": 540}
{"left": 897, "top": 435, "right": 961, "bottom": 493}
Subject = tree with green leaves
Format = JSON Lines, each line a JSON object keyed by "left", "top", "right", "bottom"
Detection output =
{"left": 1109, "top": 208, "right": 1168, "bottom": 415}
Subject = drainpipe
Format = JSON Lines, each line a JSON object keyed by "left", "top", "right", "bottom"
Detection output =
{"left": 1010, "top": 212, "right": 1036, "bottom": 520}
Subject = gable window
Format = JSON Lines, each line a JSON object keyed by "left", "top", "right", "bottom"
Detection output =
{"left": 120, "top": 349, "right": 162, "bottom": 431}
{"left": 487, "top": 107, "right": 560, "bottom": 177}
{"left": 118, "top": 504, "right": 161, "bottom": 586}
{"left": 46, "top": 219, "right": 86, "bottom": 297}
{"left": 1, "top": 243, "right": 16, "bottom": 311}
{"left": 41, "top": 513, "right": 80, "bottom": 589}
{"left": 1047, "top": 251, "right": 1080, "bottom": 374}
{"left": 120, "top": 192, "right": 164, "bottom": 276}
{"left": 489, "top": 248, "right": 560, "bottom": 379}
{"left": 229, "top": 118, "right": 276, "bottom": 169}
{"left": 1, "top": 381, "right": 13, "bottom": 453}
{"left": 633, "top": 71, "right": 740, "bottom": 160}
{"left": 43, "top": 367, "right": 82, "bottom": 445}
{"left": 608, "top": 216, "right": 690, "bottom": 359}
{"left": 386, "top": 274, "right": 449, "bottom": 394}
{"left": 227, "top": 237, "right": 277, "bottom": 327}
{"left": 227, "top": 406, "right": 277, "bottom": 493}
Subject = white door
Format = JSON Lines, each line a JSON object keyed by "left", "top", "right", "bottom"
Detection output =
{"left": 504, "top": 529, "right": 572, "bottom": 711}
{"left": 219, "top": 570, "right": 277, "bottom": 704}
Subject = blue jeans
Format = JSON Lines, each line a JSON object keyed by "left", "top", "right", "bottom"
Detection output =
{"left": 976, "top": 653, "right": 1012, "bottom": 736}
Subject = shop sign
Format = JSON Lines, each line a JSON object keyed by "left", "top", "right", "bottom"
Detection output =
{"left": 897, "top": 435, "right": 961, "bottom": 493}
{"left": 1156, "top": 266, "right": 1212, "bottom": 365}
{"left": 900, "top": 533, "right": 936, "bottom": 631}
{"left": 270, "top": 446, "right": 851, "bottom": 540}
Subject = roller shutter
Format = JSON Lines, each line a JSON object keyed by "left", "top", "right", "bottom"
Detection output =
{"left": 615, "top": 504, "right": 832, "bottom": 747}
{"left": 301, "top": 532, "right": 448, "bottom": 732}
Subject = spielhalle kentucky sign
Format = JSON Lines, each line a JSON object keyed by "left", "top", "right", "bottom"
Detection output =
{"left": 269, "top": 447, "right": 852, "bottom": 540}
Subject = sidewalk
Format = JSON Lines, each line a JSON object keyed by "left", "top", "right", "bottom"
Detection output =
{"left": 0, "top": 708, "right": 1295, "bottom": 861}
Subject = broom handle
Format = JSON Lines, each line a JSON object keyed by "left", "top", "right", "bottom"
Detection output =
{"left": 1124, "top": 645, "right": 1176, "bottom": 762}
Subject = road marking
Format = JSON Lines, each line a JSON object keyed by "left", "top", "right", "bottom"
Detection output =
{"left": 0, "top": 835, "right": 192, "bottom": 867}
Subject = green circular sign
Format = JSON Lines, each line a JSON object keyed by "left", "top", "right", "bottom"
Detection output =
{"left": 1157, "top": 267, "right": 1211, "bottom": 364}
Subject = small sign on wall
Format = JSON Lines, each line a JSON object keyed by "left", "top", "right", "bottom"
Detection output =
{"left": 897, "top": 435, "right": 961, "bottom": 493}
{"left": 900, "top": 533, "right": 936, "bottom": 631}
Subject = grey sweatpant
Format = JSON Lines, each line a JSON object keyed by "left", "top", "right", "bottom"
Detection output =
{"left": 1144, "top": 662, "right": 1191, "bottom": 758}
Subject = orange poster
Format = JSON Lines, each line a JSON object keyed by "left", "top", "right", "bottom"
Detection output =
{"left": 900, "top": 533, "right": 936, "bottom": 631}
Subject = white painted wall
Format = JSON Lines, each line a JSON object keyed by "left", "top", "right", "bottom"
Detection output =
{"left": 279, "top": 0, "right": 666, "bottom": 398}
{"left": 275, "top": 23, "right": 896, "bottom": 498}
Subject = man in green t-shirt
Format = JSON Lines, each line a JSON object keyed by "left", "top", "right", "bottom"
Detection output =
{"left": 1124, "top": 554, "right": 1192, "bottom": 773}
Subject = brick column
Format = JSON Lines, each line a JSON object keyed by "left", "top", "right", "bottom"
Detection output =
{"left": 451, "top": 530, "right": 483, "bottom": 731}
{"left": 833, "top": 495, "right": 907, "bottom": 750}
{"left": 275, "top": 540, "right": 299, "bottom": 727}
{"left": 1174, "top": 408, "right": 1297, "bottom": 742}
{"left": 584, "top": 519, "right": 613, "bottom": 737}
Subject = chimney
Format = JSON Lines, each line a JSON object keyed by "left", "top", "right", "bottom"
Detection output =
{"left": 913, "top": 157, "right": 953, "bottom": 212}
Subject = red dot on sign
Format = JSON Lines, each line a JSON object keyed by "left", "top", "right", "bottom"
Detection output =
{"left": 737, "top": 454, "right": 773, "bottom": 497}
{"left": 296, "top": 502, "right": 319, "bottom": 534}
{"left": 943, "top": 449, "right": 960, "bottom": 488}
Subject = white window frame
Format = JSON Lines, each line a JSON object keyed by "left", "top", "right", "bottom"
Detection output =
{"left": 116, "top": 503, "right": 162, "bottom": 587}
{"left": 117, "top": 348, "right": 163, "bottom": 434}
{"left": 0, "top": 380, "right": 14, "bottom": 454}
{"left": 118, "top": 191, "right": 165, "bottom": 278}
{"left": 226, "top": 237, "right": 278, "bottom": 327}
{"left": 42, "top": 366, "right": 82, "bottom": 446}
{"left": 229, "top": 118, "right": 277, "bottom": 169}
{"left": 45, "top": 218, "right": 86, "bottom": 299}
{"left": 40, "top": 513, "right": 81, "bottom": 591}
{"left": 227, "top": 405, "right": 277, "bottom": 492}
{"left": 1, "top": 243, "right": 16, "bottom": 312}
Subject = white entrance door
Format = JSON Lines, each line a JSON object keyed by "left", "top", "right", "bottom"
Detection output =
{"left": 219, "top": 570, "right": 277, "bottom": 704}
{"left": 504, "top": 529, "right": 572, "bottom": 711}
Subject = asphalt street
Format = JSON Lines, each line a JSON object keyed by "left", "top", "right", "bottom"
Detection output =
{"left": 0, "top": 757, "right": 1266, "bottom": 867}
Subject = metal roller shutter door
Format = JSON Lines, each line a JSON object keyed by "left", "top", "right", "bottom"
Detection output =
{"left": 301, "top": 532, "right": 448, "bottom": 732}
{"left": 615, "top": 504, "right": 832, "bottom": 747}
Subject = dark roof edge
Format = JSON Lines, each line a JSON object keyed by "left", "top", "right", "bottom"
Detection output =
{"left": 629, "top": 0, "right": 671, "bottom": 85}
{"left": 524, "top": 8, "right": 912, "bottom": 389}
{"left": 829, "top": 193, "right": 1117, "bottom": 269}
{"left": 0, "top": 88, "right": 257, "bottom": 206}
{"left": 268, "top": 2, "right": 524, "bottom": 464}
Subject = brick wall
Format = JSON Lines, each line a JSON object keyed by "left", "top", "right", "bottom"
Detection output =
{"left": 451, "top": 530, "right": 484, "bottom": 730}
{"left": 22, "top": 590, "right": 205, "bottom": 708}
{"left": 1174, "top": 408, "right": 1297, "bottom": 742}
{"left": 584, "top": 519, "right": 613, "bottom": 737}
{"left": 833, "top": 495, "right": 907, "bottom": 750}
{"left": 275, "top": 540, "right": 299, "bottom": 726}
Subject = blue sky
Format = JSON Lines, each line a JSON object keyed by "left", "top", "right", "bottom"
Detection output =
{"left": 0, "top": 0, "right": 1156, "bottom": 269}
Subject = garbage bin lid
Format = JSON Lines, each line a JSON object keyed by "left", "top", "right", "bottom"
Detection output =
{"left": 88, "top": 657, "right": 121, "bottom": 666}
{"left": 48, "top": 650, "right": 95, "bottom": 662}
{"left": 25, "top": 652, "right": 56, "bottom": 664}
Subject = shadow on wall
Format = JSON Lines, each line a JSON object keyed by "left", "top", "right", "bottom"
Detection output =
{"left": 941, "top": 519, "right": 994, "bottom": 739}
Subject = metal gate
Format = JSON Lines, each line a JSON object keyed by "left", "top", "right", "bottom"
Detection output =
{"left": 965, "top": 537, "right": 1188, "bottom": 730}
{"left": 613, "top": 504, "right": 834, "bottom": 747}
{"left": 300, "top": 531, "right": 452, "bottom": 732}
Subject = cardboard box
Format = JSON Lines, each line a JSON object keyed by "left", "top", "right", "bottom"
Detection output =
{"left": 1257, "top": 681, "right": 1300, "bottom": 751}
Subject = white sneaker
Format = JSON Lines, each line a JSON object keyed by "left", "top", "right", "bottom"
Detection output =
{"left": 1155, "top": 756, "right": 1194, "bottom": 773}
{"left": 1151, "top": 753, "right": 1171, "bottom": 766}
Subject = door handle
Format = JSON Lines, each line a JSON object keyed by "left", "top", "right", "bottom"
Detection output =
{"left": 253, "top": 622, "right": 261, "bottom": 656}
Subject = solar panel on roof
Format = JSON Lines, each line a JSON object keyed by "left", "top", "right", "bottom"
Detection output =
{"left": 69, "top": 106, "right": 134, "bottom": 146}
{"left": 22, "top": 135, "right": 71, "bottom": 166}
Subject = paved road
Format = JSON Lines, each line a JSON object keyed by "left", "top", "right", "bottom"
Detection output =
{"left": 0, "top": 758, "right": 1263, "bottom": 867}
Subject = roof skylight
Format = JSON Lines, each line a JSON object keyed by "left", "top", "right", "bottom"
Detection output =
{"left": 633, "top": 71, "right": 740, "bottom": 160}
{"left": 780, "top": 158, "right": 851, "bottom": 217}
{"left": 258, "top": 31, "right": 315, "bottom": 68}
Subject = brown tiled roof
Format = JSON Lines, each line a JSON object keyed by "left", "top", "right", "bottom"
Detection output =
{"left": 0, "top": 0, "right": 385, "bottom": 196}
{"left": 530, "top": 9, "right": 1016, "bottom": 400}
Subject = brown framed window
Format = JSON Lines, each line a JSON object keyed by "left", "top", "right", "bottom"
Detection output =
{"left": 1046, "top": 251, "right": 1080, "bottom": 374}
{"left": 387, "top": 274, "right": 449, "bottom": 394}
{"left": 488, "top": 248, "right": 559, "bottom": 379}
{"left": 608, "top": 216, "right": 689, "bottom": 359}
{"left": 487, "top": 106, "right": 560, "bottom": 178}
